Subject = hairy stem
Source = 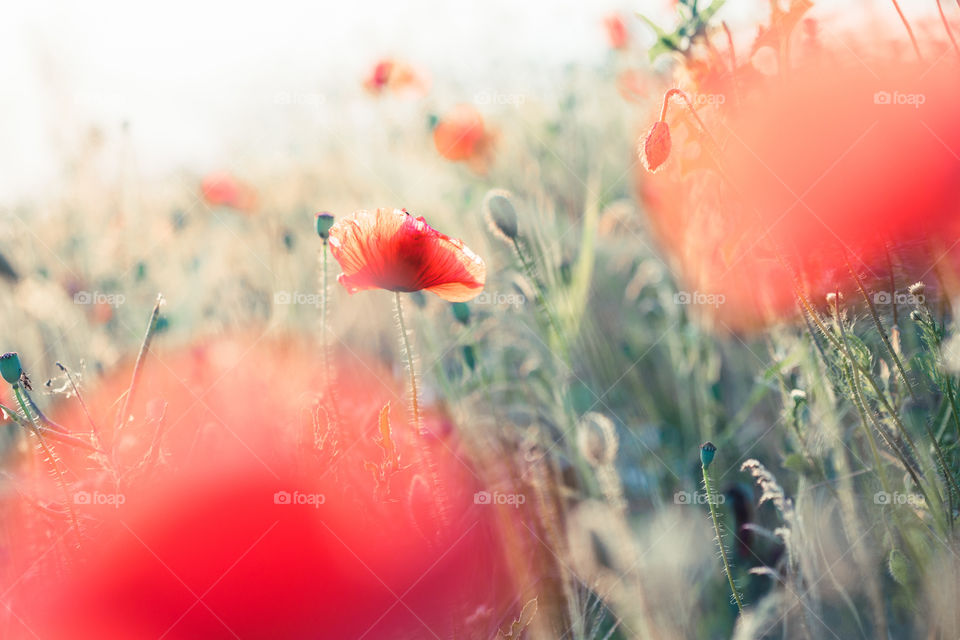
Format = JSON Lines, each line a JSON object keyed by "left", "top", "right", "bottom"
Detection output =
{"left": 703, "top": 463, "right": 743, "bottom": 613}
{"left": 15, "top": 385, "right": 82, "bottom": 547}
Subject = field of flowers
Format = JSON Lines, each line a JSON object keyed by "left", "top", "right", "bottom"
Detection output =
{"left": 2, "top": 1, "right": 960, "bottom": 638}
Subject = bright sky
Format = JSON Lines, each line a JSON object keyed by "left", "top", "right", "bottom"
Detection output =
{"left": 0, "top": 0, "right": 937, "bottom": 203}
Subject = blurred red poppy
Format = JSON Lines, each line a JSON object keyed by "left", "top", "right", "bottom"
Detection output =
{"left": 5, "top": 337, "right": 521, "bottom": 639}
{"left": 638, "top": 38, "right": 960, "bottom": 329}
{"left": 603, "top": 13, "right": 629, "bottom": 50}
{"left": 433, "top": 104, "right": 496, "bottom": 173}
{"left": 200, "top": 172, "right": 258, "bottom": 212}
{"left": 363, "top": 58, "right": 428, "bottom": 96}
{"left": 328, "top": 208, "right": 486, "bottom": 302}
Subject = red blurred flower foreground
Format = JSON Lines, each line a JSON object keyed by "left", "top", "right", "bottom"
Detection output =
{"left": 433, "top": 103, "right": 496, "bottom": 173}
{"left": 328, "top": 208, "right": 486, "bottom": 301}
{"left": 638, "top": 27, "right": 960, "bottom": 330}
{"left": 2, "top": 337, "right": 520, "bottom": 639}
{"left": 200, "top": 171, "right": 258, "bottom": 212}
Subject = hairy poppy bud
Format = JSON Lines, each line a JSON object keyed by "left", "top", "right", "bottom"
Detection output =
{"left": 640, "top": 120, "right": 671, "bottom": 173}
{"left": 482, "top": 189, "right": 519, "bottom": 241}
{"left": 315, "top": 212, "right": 335, "bottom": 240}
{"left": 700, "top": 441, "right": 717, "bottom": 468}
{"left": 0, "top": 352, "right": 22, "bottom": 385}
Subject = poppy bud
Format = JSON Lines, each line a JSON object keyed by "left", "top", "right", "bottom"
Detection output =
{"left": 451, "top": 302, "right": 470, "bottom": 326}
{"left": 0, "top": 352, "right": 22, "bottom": 385}
{"left": 482, "top": 189, "right": 519, "bottom": 241}
{"left": 700, "top": 441, "right": 717, "bottom": 468}
{"left": 315, "top": 213, "right": 335, "bottom": 240}
{"left": 640, "top": 120, "right": 671, "bottom": 173}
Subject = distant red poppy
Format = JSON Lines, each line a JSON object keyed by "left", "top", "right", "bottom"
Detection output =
{"left": 329, "top": 208, "right": 486, "bottom": 302}
{"left": 433, "top": 104, "right": 496, "bottom": 173}
{"left": 363, "top": 58, "right": 428, "bottom": 96}
{"left": 603, "top": 13, "right": 629, "bottom": 50}
{"left": 200, "top": 172, "right": 258, "bottom": 212}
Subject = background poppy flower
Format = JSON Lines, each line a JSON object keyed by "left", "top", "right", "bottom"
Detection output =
{"left": 200, "top": 171, "right": 258, "bottom": 212}
{"left": 432, "top": 104, "right": 496, "bottom": 173}
{"left": 6, "top": 336, "right": 521, "bottom": 639}
{"left": 363, "top": 58, "right": 428, "bottom": 96}
{"left": 328, "top": 208, "right": 486, "bottom": 302}
{"left": 603, "top": 13, "right": 629, "bottom": 50}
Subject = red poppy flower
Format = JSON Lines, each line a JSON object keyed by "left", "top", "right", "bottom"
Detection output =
{"left": 200, "top": 171, "right": 258, "bottom": 212}
{"left": 328, "top": 208, "right": 486, "bottom": 302}
{"left": 7, "top": 336, "right": 521, "bottom": 639}
{"left": 638, "top": 32, "right": 960, "bottom": 330}
{"left": 433, "top": 104, "right": 496, "bottom": 173}
{"left": 603, "top": 13, "right": 629, "bottom": 50}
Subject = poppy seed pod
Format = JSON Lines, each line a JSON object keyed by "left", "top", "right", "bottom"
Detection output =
{"left": 482, "top": 189, "right": 519, "bottom": 241}
{"left": 640, "top": 120, "right": 671, "bottom": 173}
{"left": 315, "top": 212, "right": 335, "bottom": 240}
{"left": 0, "top": 352, "right": 22, "bottom": 385}
{"left": 700, "top": 441, "right": 717, "bottom": 469}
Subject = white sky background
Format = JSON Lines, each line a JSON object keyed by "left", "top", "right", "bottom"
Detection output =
{"left": 0, "top": 0, "right": 935, "bottom": 203}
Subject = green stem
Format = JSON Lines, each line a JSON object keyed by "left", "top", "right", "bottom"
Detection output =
{"left": 703, "top": 463, "right": 743, "bottom": 613}
{"left": 15, "top": 385, "right": 82, "bottom": 547}
{"left": 394, "top": 292, "right": 422, "bottom": 434}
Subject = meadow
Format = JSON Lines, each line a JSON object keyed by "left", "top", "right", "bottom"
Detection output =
{"left": 1, "top": 1, "right": 960, "bottom": 638}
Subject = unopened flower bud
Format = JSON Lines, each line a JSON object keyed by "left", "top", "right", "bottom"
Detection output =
{"left": 639, "top": 120, "right": 671, "bottom": 173}
{"left": 482, "top": 189, "right": 519, "bottom": 241}
{"left": 0, "top": 352, "right": 22, "bottom": 385}
{"left": 315, "top": 212, "right": 335, "bottom": 240}
{"left": 700, "top": 441, "right": 717, "bottom": 468}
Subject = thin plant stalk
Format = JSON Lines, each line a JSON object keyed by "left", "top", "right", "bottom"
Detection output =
{"left": 114, "top": 294, "right": 163, "bottom": 441}
{"left": 14, "top": 385, "right": 82, "bottom": 547}
{"left": 393, "top": 291, "right": 452, "bottom": 532}
{"left": 845, "top": 256, "right": 917, "bottom": 402}
{"left": 891, "top": 0, "right": 924, "bottom": 61}
{"left": 702, "top": 461, "right": 744, "bottom": 614}
{"left": 394, "top": 292, "right": 423, "bottom": 434}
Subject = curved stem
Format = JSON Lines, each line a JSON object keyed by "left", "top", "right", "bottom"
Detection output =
{"left": 703, "top": 463, "right": 743, "bottom": 614}
{"left": 938, "top": 0, "right": 960, "bottom": 59}
{"left": 890, "top": 0, "right": 924, "bottom": 61}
